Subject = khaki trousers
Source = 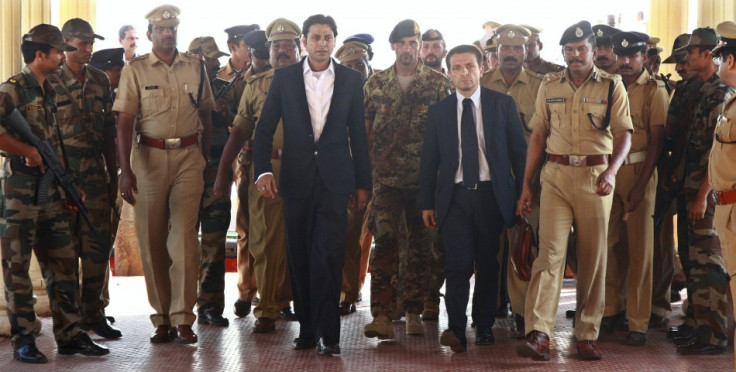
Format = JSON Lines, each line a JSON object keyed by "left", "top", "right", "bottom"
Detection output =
{"left": 342, "top": 205, "right": 366, "bottom": 303}
{"left": 715, "top": 204, "right": 736, "bottom": 370}
{"left": 525, "top": 162, "right": 612, "bottom": 340}
{"left": 247, "top": 181, "right": 291, "bottom": 320}
{"left": 604, "top": 162, "right": 656, "bottom": 332}
{"left": 132, "top": 145, "right": 205, "bottom": 327}
{"left": 235, "top": 152, "right": 257, "bottom": 302}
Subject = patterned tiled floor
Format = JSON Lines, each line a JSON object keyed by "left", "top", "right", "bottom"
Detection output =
{"left": 0, "top": 274, "right": 731, "bottom": 371}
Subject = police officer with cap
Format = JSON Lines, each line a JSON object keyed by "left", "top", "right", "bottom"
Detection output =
{"left": 516, "top": 20, "right": 632, "bottom": 361}
{"left": 113, "top": 4, "right": 215, "bottom": 345}
{"left": 592, "top": 24, "right": 621, "bottom": 74}
{"left": 420, "top": 29, "right": 447, "bottom": 73}
{"left": 336, "top": 40, "right": 372, "bottom": 80}
{"left": 603, "top": 30, "right": 668, "bottom": 346}
{"left": 483, "top": 35, "right": 499, "bottom": 72}
{"left": 1, "top": 23, "right": 110, "bottom": 363}
{"left": 709, "top": 20, "right": 736, "bottom": 365}
{"left": 90, "top": 48, "right": 125, "bottom": 89}
{"left": 230, "top": 27, "right": 269, "bottom": 319}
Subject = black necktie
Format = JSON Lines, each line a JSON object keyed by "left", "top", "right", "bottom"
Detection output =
{"left": 461, "top": 98, "right": 479, "bottom": 186}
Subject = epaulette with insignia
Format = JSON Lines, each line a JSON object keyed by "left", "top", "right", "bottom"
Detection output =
{"left": 129, "top": 53, "right": 149, "bottom": 64}
{"left": 543, "top": 71, "right": 563, "bottom": 82}
{"left": 182, "top": 51, "right": 204, "bottom": 61}
{"left": 526, "top": 70, "right": 543, "bottom": 80}
{"left": 247, "top": 69, "right": 272, "bottom": 84}
{"left": 7, "top": 77, "right": 18, "bottom": 85}
{"left": 598, "top": 70, "right": 621, "bottom": 82}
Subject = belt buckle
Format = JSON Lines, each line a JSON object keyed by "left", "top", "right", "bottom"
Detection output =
{"left": 465, "top": 182, "right": 478, "bottom": 190}
{"left": 165, "top": 138, "right": 181, "bottom": 149}
{"left": 712, "top": 191, "right": 721, "bottom": 205}
{"left": 569, "top": 155, "right": 585, "bottom": 166}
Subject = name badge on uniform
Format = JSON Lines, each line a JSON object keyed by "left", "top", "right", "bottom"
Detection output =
{"left": 144, "top": 86, "right": 159, "bottom": 90}
{"left": 581, "top": 98, "right": 607, "bottom": 104}
{"left": 546, "top": 98, "right": 565, "bottom": 104}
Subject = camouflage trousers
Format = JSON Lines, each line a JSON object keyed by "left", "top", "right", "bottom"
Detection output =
{"left": 425, "top": 231, "right": 445, "bottom": 307}
{"left": 0, "top": 170, "right": 81, "bottom": 346}
{"left": 680, "top": 193, "right": 729, "bottom": 347}
{"left": 368, "top": 183, "right": 431, "bottom": 316}
{"left": 197, "top": 159, "right": 232, "bottom": 315}
{"left": 71, "top": 159, "right": 114, "bottom": 325}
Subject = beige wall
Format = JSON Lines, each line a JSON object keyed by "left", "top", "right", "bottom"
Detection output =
{"left": 648, "top": 0, "right": 688, "bottom": 78}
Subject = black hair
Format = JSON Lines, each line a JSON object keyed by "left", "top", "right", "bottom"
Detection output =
{"left": 119, "top": 25, "right": 135, "bottom": 40}
{"left": 445, "top": 44, "right": 483, "bottom": 69}
{"left": 717, "top": 47, "right": 736, "bottom": 61}
{"left": 21, "top": 41, "right": 53, "bottom": 64}
{"left": 302, "top": 14, "right": 338, "bottom": 38}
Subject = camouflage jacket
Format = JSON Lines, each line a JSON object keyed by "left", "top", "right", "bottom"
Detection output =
{"left": 50, "top": 64, "right": 114, "bottom": 166}
{"left": 0, "top": 66, "right": 65, "bottom": 187}
{"left": 364, "top": 62, "right": 453, "bottom": 189}
{"left": 682, "top": 73, "right": 735, "bottom": 192}
{"left": 212, "top": 60, "right": 248, "bottom": 131}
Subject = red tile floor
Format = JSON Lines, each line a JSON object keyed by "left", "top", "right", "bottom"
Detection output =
{"left": 0, "top": 274, "right": 731, "bottom": 371}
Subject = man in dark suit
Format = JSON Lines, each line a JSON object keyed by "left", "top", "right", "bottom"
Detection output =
{"left": 419, "top": 44, "right": 527, "bottom": 352}
{"left": 252, "top": 14, "right": 371, "bottom": 355}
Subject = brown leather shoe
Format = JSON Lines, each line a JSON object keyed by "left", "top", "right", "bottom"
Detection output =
{"left": 515, "top": 330, "right": 550, "bottom": 361}
{"left": 150, "top": 325, "right": 172, "bottom": 343}
{"left": 175, "top": 325, "right": 198, "bottom": 344}
{"left": 253, "top": 317, "right": 276, "bottom": 333}
{"left": 576, "top": 340, "right": 602, "bottom": 360}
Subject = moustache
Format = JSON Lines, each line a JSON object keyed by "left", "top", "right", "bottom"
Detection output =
{"left": 619, "top": 65, "right": 633, "bottom": 71}
{"left": 277, "top": 53, "right": 291, "bottom": 60}
{"left": 596, "top": 56, "right": 609, "bottom": 62}
{"left": 424, "top": 53, "right": 437, "bottom": 60}
{"left": 503, "top": 57, "right": 518, "bottom": 62}
{"left": 567, "top": 58, "right": 584, "bottom": 65}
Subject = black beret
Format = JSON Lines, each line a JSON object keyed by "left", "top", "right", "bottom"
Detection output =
{"left": 89, "top": 48, "right": 125, "bottom": 70}
{"left": 244, "top": 29, "right": 269, "bottom": 60}
{"left": 611, "top": 31, "right": 649, "bottom": 55}
{"left": 559, "top": 20, "right": 593, "bottom": 45}
{"left": 225, "top": 24, "right": 260, "bottom": 42}
{"left": 421, "top": 29, "right": 443, "bottom": 42}
{"left": 389, "top": 19, "right": 420, "bottom": 43}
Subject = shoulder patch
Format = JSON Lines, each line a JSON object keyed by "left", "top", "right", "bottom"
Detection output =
{"left": 7, "top": 78, "right": 17, "bottom": 85}
{"left": 599, "top": 70, "right": 621, "bottom": 83}
{"left": 543, "top": 71, "right": 563, "bottom": 82}
{"left": 129, "top": 53, "right": 149, "bottom": 64}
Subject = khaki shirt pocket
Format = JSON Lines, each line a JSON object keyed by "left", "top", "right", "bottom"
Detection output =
{"left": 141, "top": 88, "right": 167, "bottom": 116}
{"left": 585, "top": 104, "right": 608, "bottom": 132}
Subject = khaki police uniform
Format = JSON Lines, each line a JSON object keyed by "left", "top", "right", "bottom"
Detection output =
{"left": 481, "top": 65, "right": 542, "bottom": 320}
{"left": 524, "top": 66, "right": 633, "bottom": 341}
{"left": 603, "top": 68, "right": 668, "bottom": 333}
{"left": 232, "top": 68, "right": 292, "bottom": 320}
{"left": 112, "top": 48, "right": 213, "bottom": 327}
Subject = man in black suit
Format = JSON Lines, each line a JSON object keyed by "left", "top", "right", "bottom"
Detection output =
{"left": 252, "top": 14, "right": 371, "bottom": 355}
{"left": 419, "top": 44, "right": 527, "bottom": 352}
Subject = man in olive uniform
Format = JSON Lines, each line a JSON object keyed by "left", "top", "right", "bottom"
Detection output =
{"left": 665, "top": 27, "right": 732, "bottom": 356}
{"left": 54, "top": 18, "right": 120, "bottom": 339}
{"left": 521, "top": 25, "right": 565, "bottom": 75}
{"left": 652, "top": 33, "right": 696, "bottom": 328}
{"left": 114, "top": 5, "right": 215, "bottom": 345}
{"left": 213, "top": 19, "right": 300, "bottom": 334}
{"left": 363, "top": 19, "right": 453, "bottom": 340}
{"left": 218, "top": 24, "right": 260, "bottom": 318}
{"left": 709, "top": 21, "right": 736, "bottom": 367}
{"left": 602, "top": 31, "right": 668, "bottom": 346}
{"left": 592, "top": 25, "right": 621, "bottom": 74}
{"left": 515, "top": 21, "right": 632, "bottom": 361}
{"left": 335, "top": 38, "right": 373, "bottom": 315}
{"left": 187, "top": 36, "right": 232, "bottom": 327}
{"left": 480, "top": 24, "right": 543, "bottom": 338}
{"left": 0, "top": 23, "right": 109, "bottom": 363}
{"left": 420, "top": 29, "right": 447, "bottom": 73}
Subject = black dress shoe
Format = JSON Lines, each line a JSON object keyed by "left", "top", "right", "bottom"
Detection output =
{"left": 677, "top": 342, "right": 726, "bottom": 355}
{"left": 198, "top": 311, "right": 229, "bottom": 326}
{"left": 674, "top": 334, "right": 696, "bottom": 347}
{"left": 666, "top": 325, "right": 693, "bottom": 339}
{"left": 58, "top": 332, "right": 110, "bottom": 356}
{"left": 13, "top": 341, "right": 47, "bottom": 364}
{"left": 317, "top": 338, "right": 340, "bottom": 355}
{"left": 233, "top": 299, "right": 252, "bottom": 318}
{"left": 86, "top": 320, "right": 123, "bottom": 339}
{"left": 511, "top": 314, "right": 526, "bottom": 339}
{"left": 475, "top": 326, "right": 495, "bottom": 345}
{"left": 293, "top": 336, "right": 317, "bottom": 350}
{"left": 280, "top": 306, "right": 298, "bottom": 321}
{"left": 339, "top": 302, "right": 357, "bottom": 315}
{"left": 600, "top": 312, "right": 624, "bottom": 334}
{"left": 626, "top": 331, "right": 646, "bottom": 346}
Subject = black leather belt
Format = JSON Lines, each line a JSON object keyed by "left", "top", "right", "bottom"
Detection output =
{"left": 456, "top": 181, "right": 491, "bottom": 190}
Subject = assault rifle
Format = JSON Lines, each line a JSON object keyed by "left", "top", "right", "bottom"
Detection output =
{"left": 2, "top": 109, "right": 97, "bottom": 234}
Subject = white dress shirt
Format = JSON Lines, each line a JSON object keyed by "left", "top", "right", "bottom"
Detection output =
{"left": 303, "top": 59, "right": 335, "bottom": 142}
{"left": 454, "top": 86, "right": 491, "bottom": 183}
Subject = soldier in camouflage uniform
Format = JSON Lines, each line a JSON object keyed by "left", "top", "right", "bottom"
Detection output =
{"left": 363, "top": 19, "right": 453, "bottom": 340}
{"left": 213, "top": 21, "right": 298, "bottom": 334}
{"left": 51, "top": 18, "right": 120, "bottom": 339}
{"left": 0, "top": 24, "right": 109, "bottom": 364}
{"left": 187, "top": 36, "right": 232, "bottom": 326}
{"left": 666, "top": 28, "right": 733, "bottom": 355}
{"left": 480, "top": 24, "right": 543, "bottom": 338}
{"left": 521, "top": 25, "right": 565, "bottom": 75}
